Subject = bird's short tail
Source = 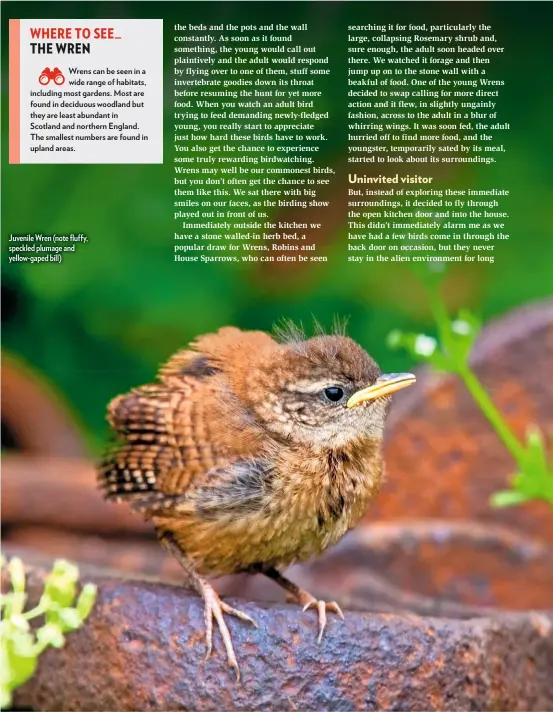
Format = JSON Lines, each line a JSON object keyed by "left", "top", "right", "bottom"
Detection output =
{"left": 97, "top": 385, "right": 184, "bottom": 511}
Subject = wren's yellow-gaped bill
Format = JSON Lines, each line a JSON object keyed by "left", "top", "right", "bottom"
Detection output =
{"left": 98, "top": 325, "right": 416, "bottom": 678}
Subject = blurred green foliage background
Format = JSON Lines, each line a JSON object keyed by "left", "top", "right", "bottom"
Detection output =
{"left": 2, "top": 1, "right": 552, "bottom": 453}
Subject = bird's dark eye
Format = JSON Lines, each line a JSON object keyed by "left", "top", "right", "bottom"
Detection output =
{"left": 324, "top": 387, "right": 345, "bottom": 403}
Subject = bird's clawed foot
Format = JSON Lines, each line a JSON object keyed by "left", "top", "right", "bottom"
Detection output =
{"left": 200, "top": 581, "right": 258, "bottom": 680}
{"left": 263, "top": 568, "right": 345, "bottom": 644}
{"left": 301, "top": 596, "right": 345, "bottom": 643}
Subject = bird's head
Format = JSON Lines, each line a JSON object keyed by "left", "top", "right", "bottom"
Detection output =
{"left": 200, "top": 326, "right": 416, "bottom": 450}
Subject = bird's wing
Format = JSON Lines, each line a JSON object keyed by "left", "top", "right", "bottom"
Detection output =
{"left": 98, "top": 350, "right": 237, "bottom": 512}
{"left": 187, "top": 458, "right": 275, "bottom": 520}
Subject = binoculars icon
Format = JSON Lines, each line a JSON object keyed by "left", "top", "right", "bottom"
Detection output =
{"left": 39, "top": 67, "right": 65, "bottom": 86}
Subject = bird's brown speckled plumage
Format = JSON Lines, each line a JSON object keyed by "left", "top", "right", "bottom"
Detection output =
{"left": 98, "top": 325, "right": 414, "bottom": 677}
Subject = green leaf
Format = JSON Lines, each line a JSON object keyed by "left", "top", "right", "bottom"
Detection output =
{"left": 5, "top": 559, "right": 27, "bottom": 616}
{"left": 490, "top": 489, "right": 532, "bottom": 508}
{"left": 43, "top": 560, "right": 79, "bottom": 609}
{"left": 1, "top": 592, "right": 14, "bottom": 615}
{"left": 522, "top": 426, "right": 548, "bottom": 472}
{"left": 386, "top": 328, "right": 453, "bottom": 372}
{"left": 75, "top": 584, "right": 97, "bottom": 622}
{"left": 8, "top": 558, "right": 26, "bottom": 594}
{"left": 57, "top": 608, "right": 82, "bottom": 632}
{"left": 6, "top": 614, "right": 30, "bottom": 634}
{"left": 1, "top": 684, "right": 13, "bottom": 709}
{"left": 429, "top": 308, "right": 481, "bottom": 372}
{"left": 36, "top": 623, "right": 65, "bottom": 649}
{"left": 2, "top": 625, "right": 38, "bottom": 691}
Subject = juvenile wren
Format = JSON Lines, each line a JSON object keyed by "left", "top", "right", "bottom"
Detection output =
{"left": 98, "top": 325, "right": 415, "bottom": 677}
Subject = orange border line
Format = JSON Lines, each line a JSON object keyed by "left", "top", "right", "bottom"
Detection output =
{"left": 9, "top": 19, "right": 21, "bottom": 164}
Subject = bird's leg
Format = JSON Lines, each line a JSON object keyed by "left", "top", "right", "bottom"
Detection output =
{"left": 264, "top": 567, "right": 344, "bottom": 643}
{"left": 159, "top": 532, "right": 257, "bottom": 679}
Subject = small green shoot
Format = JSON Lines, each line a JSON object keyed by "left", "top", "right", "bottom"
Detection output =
{"left": 388, "top": 286, "right": 553, "bottom": 509}
{"left": 0, "top": 557, "right": 97, "bottom": 708}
